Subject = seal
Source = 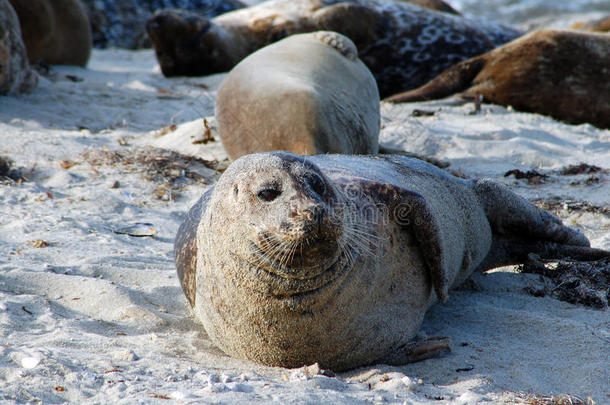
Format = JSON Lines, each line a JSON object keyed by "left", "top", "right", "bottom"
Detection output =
{"left": 80, "top": 0, "right": 246, "bottom": 49}
{"left": 146, "top": 0, "right": 521, "bottom": 97}
{"left": 0, "top": 0, "right": 38, "bottom": 94}
{"left": 8, "top": 0, "right": 92, "bottom": 66}
{"left": 398, "top": 0, "right": 459, "bottom": 15}
{"left": 384, "top": 29, "right": 610, "bottom": 129}
{"left": 174, "top": 151, "right": 608, "bottom": 370}
{"left": 215, "top": 31, "right": 380, "bottom": 159}
{"left": 572, "top": 15, "right": 610, "bottom": 33}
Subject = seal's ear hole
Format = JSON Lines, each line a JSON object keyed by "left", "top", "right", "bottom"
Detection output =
{"left": 233, "top": 185, "right": 239, "bottom": 197}
{"left": 257, "top": 188, "right": 281, "bottom": 202}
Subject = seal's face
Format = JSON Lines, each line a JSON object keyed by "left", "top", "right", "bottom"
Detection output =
{"left": 146, "top": 11, "right": 235, "bottom": 76}
{"left": 209, "top": 152, "right": 349, "bottom": 296}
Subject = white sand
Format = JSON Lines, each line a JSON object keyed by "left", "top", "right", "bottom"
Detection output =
{"left": 1, "top": 49, "right": 609, "bottom": 404}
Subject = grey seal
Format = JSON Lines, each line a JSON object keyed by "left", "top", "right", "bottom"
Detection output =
{"left": 215, "top": 31, "right": 380, "bottom": 159}
{"left": 174, "top": 152, "right": 608, "bottom": 370}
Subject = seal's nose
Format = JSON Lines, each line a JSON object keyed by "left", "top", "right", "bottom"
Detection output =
{"left": 302, "top": 205, "right": 325, "bottom": 235}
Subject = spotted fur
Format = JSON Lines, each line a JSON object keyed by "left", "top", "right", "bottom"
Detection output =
{"left": 147, "top": 0, "right": 522, "bottom": 97}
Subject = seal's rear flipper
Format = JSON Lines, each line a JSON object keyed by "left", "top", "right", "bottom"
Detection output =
{"left": 384, "top": 58, "right": 486, "bottom": 103}
{"left": 358, "top": 181, "right": 450, "bottom": 302}
{"left": 472, "top": 179, "right": 610, "bottom": 270}
{"left": 381, "top": 336, "right": 451, "bottom": 365}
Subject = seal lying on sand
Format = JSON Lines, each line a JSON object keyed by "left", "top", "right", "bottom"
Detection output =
{"left": 146, "top": 0, "right": 521, "bottom": 97}
{"left": 216, "top": 31, "right": 380, "bottom": 159}
{"left": 0, "top": 0, "right": 38, "bottom": 94}
{"left": 385, "top": 30, "right": 610, "bottom": 129}
{"left": 80, "top": 0, "right": 246, "bottom": 49}
{"left": 572, "top": 15, "right": 610, "bottom": 33}
{"left": 8, "top": 0, "right": 92, "bottom": 66}
{"left": 401, "top": 0, "right": 459, "bottom": 15}
{"left": 174, "top": 152, "right": 608, "bottom": 371}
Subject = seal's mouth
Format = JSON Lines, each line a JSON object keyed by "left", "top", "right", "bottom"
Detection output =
{"left": 249, "top": 234, "right": 341, "bottom": 279}
{"left": 236, "top": 232, "right": 352, "bottom": 299}
{"left": 245, "top": 243, "right": 353, "bottom": 299}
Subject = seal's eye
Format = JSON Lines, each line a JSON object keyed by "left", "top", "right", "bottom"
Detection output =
{"left": 258, "top": 188, "right": 281, "bottom": 202}
{"left": 309, "top": 173, "right": 326, "bottom": 196}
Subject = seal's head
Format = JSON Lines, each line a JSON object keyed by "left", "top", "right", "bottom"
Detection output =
{"left": 203, "top": 152, "right": 354, "bottom": 299}
{"left": 146, "top": 9, "right": 237, "bottom": 77}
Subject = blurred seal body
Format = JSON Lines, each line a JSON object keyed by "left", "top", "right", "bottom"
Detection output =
{"left": 174, "top": 152, "right": 604, "bottom": 370}
{"left": 9, "top": 0, "right": 92, "bottom": 66}
{"left": 215, "top": 31, "right": 380, "bottom": 159}
{"left": 146, "top": 0, "right": 521, "bottom": 97}
{"left": 385, "top": 30, "right": 610, "bottom": 129}
{"left": 0, "top": 0, "right": 38, "bottom": 94}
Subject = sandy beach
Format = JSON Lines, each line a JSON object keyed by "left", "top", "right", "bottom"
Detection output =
{"left": 1, "top": 5, "right": 609, "bottom": 403}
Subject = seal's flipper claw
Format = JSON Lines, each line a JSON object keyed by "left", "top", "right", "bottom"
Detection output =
{"left": 383, "top": 336, "right": 451, "bottom": 365}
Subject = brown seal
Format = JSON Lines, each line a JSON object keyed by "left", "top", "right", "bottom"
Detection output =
{"left": 0, "top": 0, "right": 37, "bottom": 94}
{"left": 385, "top": 29, "right": 610, "bottom": 129}
{"left": 572, "top": 15, "right": 610, "bottom": 33}
{"left": 215, "top": 31, "right": 380, "bottom": 159}
{"left": 8, "top": 0, "right": 92, "bottom": 66}
{"left": 146, "top": 0, "right": 521, "bottom": 97}
{"left": 399, "top": 0, "right": 459, "bottom": 15}
{"left": 174, "top": 151, "right": 608, "bottom": 371}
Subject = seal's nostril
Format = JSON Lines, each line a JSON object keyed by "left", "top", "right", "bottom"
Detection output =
{"left": 303, "top": 205, "right": 325, "bottom": 233}
{"left": 258, "top": 188, "right": 281, "bottom": 202}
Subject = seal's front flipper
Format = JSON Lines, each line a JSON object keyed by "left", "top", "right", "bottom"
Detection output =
{"left": 472, "top": 179, "right": 610, "bottom": 270}
{"left": 359, "top": 182, "right": 450, "bottom": 302}
{"left": 382, "top": 336, "right": 451, "bottom": 365}
{"left": 174, "top": 187, "right": 214, "bottom": 307}
{"left": 384, "top": 57, "right": 486, "bottom": 103}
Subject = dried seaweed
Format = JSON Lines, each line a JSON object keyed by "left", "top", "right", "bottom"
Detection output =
{"left": 559, "top": 164, "right": 606, "bottom": 176}
{"left": 522, "top": 393, "right": 597, "bottom": 405}
{"left": 0, "top": 156, "right": 29, "bottom": 183}
{"left": 504, "top": 169, "right": 548, "bottom": 184}
{"left": 81, "top": 147, "right": 226, "bottom": 200}
{"left": 533, "top": 199, "right": 610, "bottom": 217}
{"left": 519, "top": 257, "right": 609, "bottom": 309}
